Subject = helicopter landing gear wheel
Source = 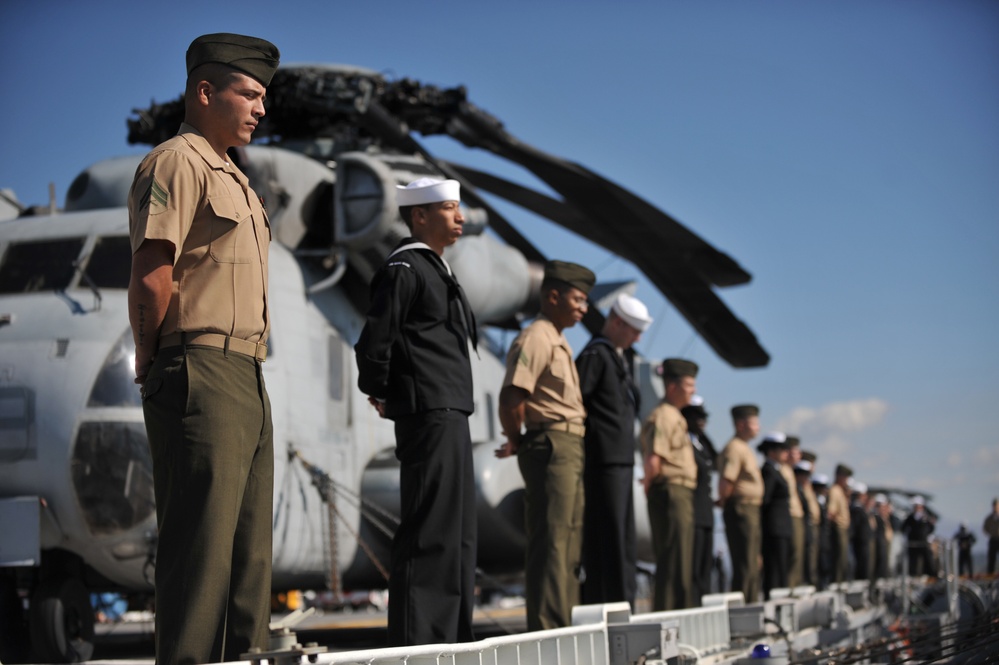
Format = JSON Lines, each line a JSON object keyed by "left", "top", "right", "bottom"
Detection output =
{"left": 0, "top": 575, "right": 29, "bottom": 662}
{"left": 29, "top": 576, "right": 95, "bottom": 663}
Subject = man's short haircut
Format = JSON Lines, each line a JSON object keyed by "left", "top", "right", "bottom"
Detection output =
{"left": 731, "top": 404, "right": 760, "bottom": 423}
{"left": 399, "top": 201, "right": 447, "bottom": 230}
{"left": 541, "top": 277, "right": 574, "bottom": 295}
{"left": 663, "top": 373, "right": 686, "bottom": 388}
{"left": 186, "top": 62, "right": 243, "bottom": 97}
{"left": 398, "top": 205, "right": 419, "bottom": 230}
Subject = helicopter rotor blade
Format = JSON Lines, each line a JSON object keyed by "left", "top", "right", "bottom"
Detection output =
{"left": 442, "top": 155, "right": 769, "bottom": 368}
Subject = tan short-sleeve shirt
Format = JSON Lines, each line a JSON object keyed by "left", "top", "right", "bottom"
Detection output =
{"left": 783, "top": 464, "right": 804, "bottom": 518}
{"left": 128, "top": 124, "right": 270, "bottom": 345}
{"left": 502, "top": 316, "right": 585, "bottom": 425}
{"left": 802, "top": 481, "right": 821, "bottom": 524}
{"left": 640, "top": 402, "right": 696, "bottom": 488}
{"left": 719, "top": 436, "right": 764, "bottom": 506}
{"left": 827, "top": 484, "right": 851, "bottom": 529}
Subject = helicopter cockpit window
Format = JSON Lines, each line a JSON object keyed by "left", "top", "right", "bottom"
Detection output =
{"left": 0, "top": 237, "right": 85, "bottom": 293}
{"left": 72, "top": 420, "right": 155, "bottom": 535}
{"left": 88, "top": 329, "right": 142, "bottom": 408}
{"left": 85, "top": 236, "right": 132, "bottom": 289}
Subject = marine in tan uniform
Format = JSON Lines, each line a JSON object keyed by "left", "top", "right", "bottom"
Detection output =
{"left": 827, "top": 464, "right": 853, "bottom": 584}
{"left": 717, "top": 404, "right": 763, "bottom": 603}
{"left": 784, "top": 436, "right": 806, "bottom": 588}
{"left": 496, "top": 260, "right": 595, "bottom": 631}
{"left": 127, "top": 33, "right": 279, "bottom": 665}
{"left": 641, "top": 358, "right": 698, "bottom": 610}
{"left": 796, "top": 451, "right": 822, "bottom": 586}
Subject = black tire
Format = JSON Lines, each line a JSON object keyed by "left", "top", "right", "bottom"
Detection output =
{"left": 0, "top": 574, "right": 30, "bottom": 662}
{"left": 29, "top": 576, "right": 95, "bottom": 663}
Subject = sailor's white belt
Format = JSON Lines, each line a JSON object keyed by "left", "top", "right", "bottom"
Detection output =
{"left": 160, "top": 331, "right": 267, "bottom": 361}
{"left": 527, "top": 421, "right": 585, "bottom": 437}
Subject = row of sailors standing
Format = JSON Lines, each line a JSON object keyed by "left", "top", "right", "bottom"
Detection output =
{"left": 489, "top": 268, "right": 937, "bottom": 624}
{"left": 351, "top": 176, "right": 943, "bottom": 645}
{"left": 638, "top": 363, "right": 923, "bottom": 608}
{"left": 317, "top": 154, "right": 985, "bottom": 651}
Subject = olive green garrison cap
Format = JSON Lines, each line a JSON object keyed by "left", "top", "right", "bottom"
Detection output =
{"left": 186, "top": 33, "right": 280, "bottom": 86}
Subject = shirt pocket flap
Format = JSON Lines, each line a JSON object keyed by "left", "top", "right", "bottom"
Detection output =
{"left": 208, "top": 194, "right": 250, "bottom": 224}
{"left": 207, "top": 194, "right": 255, "bottom": 264}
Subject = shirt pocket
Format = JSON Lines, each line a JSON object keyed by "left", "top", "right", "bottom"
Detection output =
{"left": 547, "top": 345, "right": 570, "bottom": 397}
{"left": 670, "top": 425, "right": 688, "bottom": 451}
{"left": 207, "top": 194, "right": 256, "bottom": 264}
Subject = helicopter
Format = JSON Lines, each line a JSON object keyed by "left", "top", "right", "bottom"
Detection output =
{"left": 0, "top": 63, "right": 768, "bottom": 662}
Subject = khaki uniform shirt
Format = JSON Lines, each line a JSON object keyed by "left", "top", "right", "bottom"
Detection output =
{"left": 827, "top": 484, "right": 851, "bottom": 529}
{"left": 128, "top": 123, "right": 270, "bottom": 346}
{"left": 718, "top": 436, "right": 763, "bottom": 506}
{"left": 783, "top": 465, "right": 804, "bottom": 518}
{"left": 640, "top": 402, "right": 696, "bottom": 489}
{"left": 801, "top": 481, "right": 821, "bottom": 524}
{"left": 503, "top": 316, "right": 585, "bottom": 426}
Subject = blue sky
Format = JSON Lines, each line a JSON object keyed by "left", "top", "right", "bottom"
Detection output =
{"left": 2, "top": 1, "right": 997, "bottom": 545}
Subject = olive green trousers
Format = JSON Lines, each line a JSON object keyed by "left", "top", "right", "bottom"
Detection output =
{"left": 517, "top": 430, "right": 584, "bottom": 631}
{"left": 143, "top": 346, "right": 273, "bottom": 665}
{"left": 788, "top": 515, "right": 805, "bottom": 588}
{"left": 724, "top": 501, "right": 761, "bottom": 603}
{"left": 647, "top": 481, "right": 694, "bottom": 610}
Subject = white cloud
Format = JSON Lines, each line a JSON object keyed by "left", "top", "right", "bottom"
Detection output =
{"left": 776, "top": 397, "right": 889, "bottom": 439}
{"left": 974, "top": 445, "right": 999, "bottom": 466}
{"left": 863, "top": 451, "right": 894, "bottom": 470}
{"left": 774, "top": 398, "right": 889, "bottom": 467}
{"left": 817, "top": 434, "right": 853, "bottom": 457}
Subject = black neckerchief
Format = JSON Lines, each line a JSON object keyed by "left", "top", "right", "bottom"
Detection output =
{"left": 388, "top": 241, "right": 478, "bottom": 352}
{"left": 584, "top": 335, "right": 639, "bottom": 409}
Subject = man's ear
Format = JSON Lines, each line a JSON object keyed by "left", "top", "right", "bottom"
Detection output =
{"left": 409, "top": 205, "right": 427, "bottom": 229}
{"left": 196, "top": 80, "right": 213, "bottom": 106}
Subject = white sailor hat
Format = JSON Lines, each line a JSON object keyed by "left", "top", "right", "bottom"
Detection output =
{"left": 396, "top": 178, "right": 461, "bottom": 206}
{"left": 689, "top": 394, "right": 705, "bottom": 407}
{"left": 852, "top": 481, "right": 868, "bottom": 494}
{"left": 811, "top": 473, "right": 830, "bottom": 486}
{"left": 874, "top": 493, "right": 888, "bottom": 504}
{"left": 911, "top": 495, "right": 925, "bottom": 506}
{"left": 611, "top": 293, "right": 653, "bottom": 332}
{"left": 794, "top": 460, "right": 813, "bottom": 473}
